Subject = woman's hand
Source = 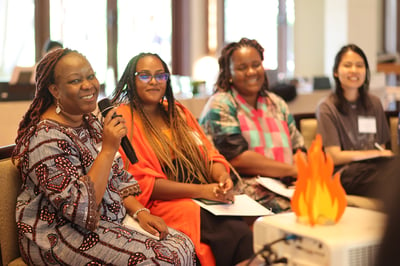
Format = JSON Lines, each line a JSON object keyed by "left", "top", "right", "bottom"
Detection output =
{"left": 102, "top": 107, "right": 127, "bottom": 154}
{"left": 216, "top": 172, "right": 234, "bottom": 193}
{"left": 379, "top": 149, "right": 394, "bottom": 157}
{"left": 200, "top": 183, "right": 235, "bottom": 203}
{"left": 137, "top": 211, "right": 169, "bottom": 240}
{"left": 88, "top": 107, "right": 127, "bottom": 205}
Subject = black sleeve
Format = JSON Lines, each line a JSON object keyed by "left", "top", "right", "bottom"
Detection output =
{"left": 212, "top": 133, "right": 248, "bottom": 161}
{"left": 293, "top": 146, "right": 307, "bottom": 154}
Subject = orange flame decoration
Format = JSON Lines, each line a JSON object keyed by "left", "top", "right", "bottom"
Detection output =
{"left": 291, "top": 134, "right": 347, "bottom": 226}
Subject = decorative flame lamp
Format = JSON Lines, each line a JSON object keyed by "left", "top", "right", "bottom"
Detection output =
{"left": 291, "top": 134, "right": 347, "bottom": 226}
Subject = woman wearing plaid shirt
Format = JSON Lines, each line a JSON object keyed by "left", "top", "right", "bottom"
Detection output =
{"left": 199, "top": 38, "right": 306, "bottom": 213}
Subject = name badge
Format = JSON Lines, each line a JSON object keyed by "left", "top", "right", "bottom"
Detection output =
{"left": 358, "top": 116, "right": 376, "bottom": 134}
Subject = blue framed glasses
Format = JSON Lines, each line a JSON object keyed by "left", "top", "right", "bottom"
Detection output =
{"left": 134, "top": 72, "right": 170, "bottom": 83}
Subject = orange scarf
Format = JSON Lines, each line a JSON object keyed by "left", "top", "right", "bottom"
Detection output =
{"left": 116, "top": 102, "right": 229, "bottom": 266}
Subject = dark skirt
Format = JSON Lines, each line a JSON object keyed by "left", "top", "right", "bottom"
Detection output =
{"left": 200, "top": 208, "right": 254, "bottom": 266}
{"left": 337, "top": 156, "right": 397, "bottom": 198}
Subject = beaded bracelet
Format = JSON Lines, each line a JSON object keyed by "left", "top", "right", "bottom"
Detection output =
{"left": 133, "top": 207, "right": 150, "bottom": 219}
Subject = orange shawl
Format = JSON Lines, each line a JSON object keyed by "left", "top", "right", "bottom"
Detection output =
{"left": 116, "top": 102, "right": 229, "bottom": 266}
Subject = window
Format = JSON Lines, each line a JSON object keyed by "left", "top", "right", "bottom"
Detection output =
{"left": 224, "top": 0, "right": 294, "bottom": 77}
{"left": 117, "top": 0, "right": 172, "bottom": 77}
{"left": 0, "top": 0, "right": 35, "bottom": 80}
{"left": 50, "top": 0, "right": 108, "bottom": 84}
{"left": 286, "top": 0, "right": 295, "bottom": 75}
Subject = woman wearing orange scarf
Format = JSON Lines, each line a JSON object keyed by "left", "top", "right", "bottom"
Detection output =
{"left": 111, "top": 53, "right": 253, "bottom": 266}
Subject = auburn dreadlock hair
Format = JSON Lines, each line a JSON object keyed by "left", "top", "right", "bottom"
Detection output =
{"left": 111, "top": 53, "right": 213, "bottom": 184}
{"left": 215, "top": 37, "right": 269, "bottom": 96}
{"left": 12, "top": 48, "right": 97, "bottom": 164}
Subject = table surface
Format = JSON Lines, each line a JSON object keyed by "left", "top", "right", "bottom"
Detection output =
{"left": 377, "top": 63, "right": 400, "bottom": 75}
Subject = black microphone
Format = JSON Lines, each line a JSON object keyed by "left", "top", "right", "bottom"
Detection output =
{"left": 98, "top": 98, "right": 138, "bottom": 164}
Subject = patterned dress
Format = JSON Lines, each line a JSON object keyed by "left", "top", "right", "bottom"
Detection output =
{"left": 15, "top": 115, "right": 197, "bottom": 265}
{"left": 199, "top": 89, "right": 305, "bottom": 213}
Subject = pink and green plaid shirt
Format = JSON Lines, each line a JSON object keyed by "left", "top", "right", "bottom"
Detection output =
{"left": 199, "top": 89, "right": 304, "bottom": 164}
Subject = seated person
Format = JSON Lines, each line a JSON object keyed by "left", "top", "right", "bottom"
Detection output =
{"left": 42, "top": 39, "right": 63, "bottom": 56}
{"left": 375, "top": 156, "right": 400, "bottom": 265}
{"left": 12, "top": 48, "right": 197, "bottom": 265}
{"left": 111, "top": 52, "right": 254, "bottom": 266}
{"left": 199, "top": 38, "right": 306, "bottom": 213}
{"left": 316, "top": 44, "right": 394, "bottom": 198}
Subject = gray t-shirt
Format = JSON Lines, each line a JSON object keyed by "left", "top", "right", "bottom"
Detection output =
{"left": 316, "top": 93, "right": 390, "bottom": 150}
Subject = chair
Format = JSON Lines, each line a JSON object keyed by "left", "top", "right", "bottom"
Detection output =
{"left": 386, "top": 110, "right": 399, "bottom": 154}
{"left": 293, "top": 112, "right": 318, "bottom": 149}
{"left": 0, "top": 144, "right": 26, "bottom": 265}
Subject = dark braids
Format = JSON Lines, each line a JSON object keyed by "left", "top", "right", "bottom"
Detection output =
{"left": 12, "top": 48, "right": 77, "bottom": 162}
{"left": 215, "top": 37, "right": 269, "bottom": 95}
{"left": 112, "top": 53, "right": 213, "bottom": 184}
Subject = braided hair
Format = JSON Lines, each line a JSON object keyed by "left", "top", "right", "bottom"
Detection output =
{"left": 215, "top": 37, "right": 269, "bottom": 95}
{"left": 12, "top": 48, "right": 97, "bottom": 163}
{"left": 111, "top": 53, "right": 213, "bottom": 184}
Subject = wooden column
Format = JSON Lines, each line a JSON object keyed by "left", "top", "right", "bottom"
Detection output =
{"left": 107, "top": 0, "right": 118, "bottom": 81}
{"left": 34, "top": 0, "right": 50, "bottom": 62}
{"left": 172, "top": 0, "right": 191, "bottom": 75}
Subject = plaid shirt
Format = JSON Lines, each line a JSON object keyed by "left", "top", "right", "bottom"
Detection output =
{"left": 199, "top": 89, "right": 304, "bottom": 164}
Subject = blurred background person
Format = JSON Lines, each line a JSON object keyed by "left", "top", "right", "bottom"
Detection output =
{"left": 22, "top": 39, "right": 64, "bottom": 85}
{"left": 375, "top": 155, "right": 400, "bottom": 266}
{"left": 41, "top": 39, "right": 63, "bottom": 56}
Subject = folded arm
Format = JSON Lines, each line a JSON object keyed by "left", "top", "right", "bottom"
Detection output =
{"left": 325, "top": 145, "right": 393, "bottom": 165}
{"left": 230, "top": 150, "right": 297, "bottom": 178}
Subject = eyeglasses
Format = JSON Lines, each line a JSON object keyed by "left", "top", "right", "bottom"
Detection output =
{"left": 134, "top": 72, "right": 170, "bottom": 83}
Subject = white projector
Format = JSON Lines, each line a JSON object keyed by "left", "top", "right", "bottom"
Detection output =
{"left": 253, "top": 207, "right": 386, "bottom": 266}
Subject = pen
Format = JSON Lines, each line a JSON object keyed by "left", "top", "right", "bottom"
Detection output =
{"left": 374, "top": 142, "right": 384, "bottom": 151}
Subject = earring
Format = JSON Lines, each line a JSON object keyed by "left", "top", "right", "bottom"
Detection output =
{"left": 55, "top": 100, "right": 61, "bottom": 114}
